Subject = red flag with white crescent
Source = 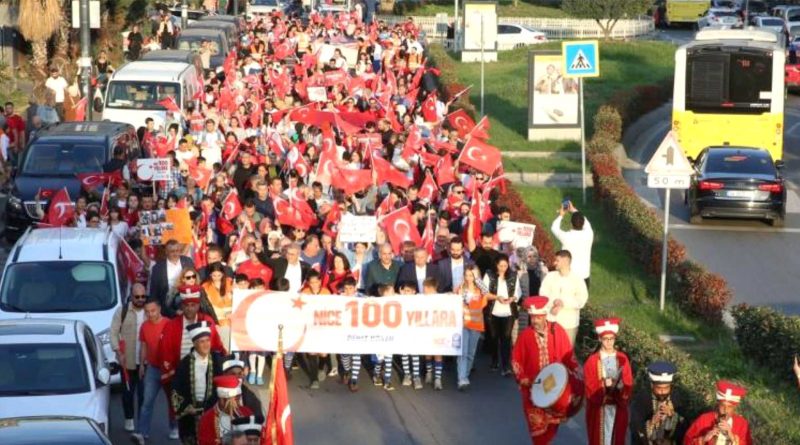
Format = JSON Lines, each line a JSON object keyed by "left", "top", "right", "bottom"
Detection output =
{"left": 371, "top": 156, "right": 411, "bottom": 189}
{"left": 375, "top": 193, "right": 397, "bottom": 220}
{"left": 435, "top": 154, "right": 457, "bottom": 186}
{"left": 467, "top": 115, "right": 491, "bottom": 140}
{"left": 422, "top": 93, "right": 438, "bottom": 123}
{"left": 418, "top": 172, "right": 439, "bottom": 203}
{"left": 330, "top": 167, "right": 373, "bottom": 196}
{"left": 76, "top": 171, "right": 123, "bottom": 191}
{"left": 380, "top": 207, "right": 422, "bottom": 255}
{"left": 221, "top": 190, "right": 243, "bottom": 221}
{"left": 420, "top": 214, "right": 435, "bottom": 257}
{"left": 119, "top": 238, "right": 144, "bottom": 283}
{"left": 157, "top": 96, "right": 181, "bottom": 113}
{"left": 188, "top": 164, "right": 213, "bottom": 190}
{"left": 262, "top": 355, "right": 294, "bottom": 445}
{"left": 457, "top": 136, "right": 502, "bottom": 176}
{"left": 447, "top": 109, "right": 477, "bottom": 139}
{"left": 44, "top": 187, "right": 74, "bottom": 227}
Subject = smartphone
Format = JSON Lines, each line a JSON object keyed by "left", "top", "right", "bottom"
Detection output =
{"left": 562, "top": 197, "right": 571, "bottom": 210}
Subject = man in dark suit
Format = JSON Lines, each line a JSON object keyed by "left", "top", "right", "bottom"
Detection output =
{"left": 436, "top": 238, "right": 474, "bottom": 293}
{"left": 260, "top": 243, "right": 310, "bottom": 292}
{"left": 149, "top": 239, "right": 194, "bottom": 313}
{"left": 397, "top": 248, "right": 438, "bottom": 293}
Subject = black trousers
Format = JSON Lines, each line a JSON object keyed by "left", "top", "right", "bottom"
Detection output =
{"left": 178, "top": 413, "right": 200, "bottom": 445}
{"left": 489, "top": 315, "right": 515, "bottom": 371}
{"left": 121, "top": 367, "right": 144, "bottom": 420}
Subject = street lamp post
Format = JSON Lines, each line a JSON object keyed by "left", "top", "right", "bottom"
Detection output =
{"left": 79, "top": 0, "right": 92, "bottom": 121}
{"left": 182, "top": 0, "right": 189, "bottom": 30}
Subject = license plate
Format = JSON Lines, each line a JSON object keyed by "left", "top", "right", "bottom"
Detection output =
{"left": 725, "top": 190, "right": 755, "bottom": 198}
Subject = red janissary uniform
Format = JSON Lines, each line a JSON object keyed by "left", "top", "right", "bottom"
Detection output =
{"left": 159, "top": 314, "right": 226, "bottom": 382}
{"left": 197, "top": 405, "right": 254, "bottom": 445}
{"left": 683, "top": 412, "right": 752, "bottom": 445}
{"left": 511, "top": 321, "right": 580, "bottom": 444}
{"left": 584, "top": 350, "right": 634, "bottom": 445}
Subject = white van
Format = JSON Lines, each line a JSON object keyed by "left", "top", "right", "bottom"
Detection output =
{"left": 0, "top": 228, "right": 131, "bottom": 383}
{"left": 100, "top": 61, "right": 200, "bottom": 130}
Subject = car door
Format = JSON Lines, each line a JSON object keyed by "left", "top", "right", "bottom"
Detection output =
{"left": 83, "top": 326, "right": 111, "bottom": 431}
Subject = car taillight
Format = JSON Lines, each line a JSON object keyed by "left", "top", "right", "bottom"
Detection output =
{"left": 758, "top": 183, "right": 783, "bottom": 193}
{"left": 699, "top": 181, "right": 725, "bottom": 190}
{"left": 536, "top": 36, "right": 545, "bottom": 41}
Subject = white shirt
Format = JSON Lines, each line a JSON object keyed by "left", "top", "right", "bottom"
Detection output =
{"left": 109, "top": 221, "right": 129, "bottom": 239}
{"left": 484, "top": 274, "right": 521, "bottom": 317}
{"left": 552, "top": 215, "right": 594, "bottom": 280}
{"left": 0, "top": 134, "right": 8, "bottom": 161}
{"left": 415, "top": 265, "right": 427, "bottom": 292}
{"left": 134, "top": 308, "right": 145, "bottom": 365}
{"left": 218, "top": 410, "right": 232, "bottom": 438}
{"left": 45, "top": 76, "right": 69, "bottom": 103}
{"left": 285, "top": 262, "right": 303, "bottom": 293}
{"left": 540, "top": 270, "right": 588, "bottom": 329}
{"left": 180, "top": 315, "right": 198, "bottom": 359}
{"left": 192, "top": 351, "right": 209, "bottom": 402}
{"left": 166, "top": 259, "right": 183, "bottom": 295}
{"left": 450, "top": 258, "right": 465, "bottom": 291}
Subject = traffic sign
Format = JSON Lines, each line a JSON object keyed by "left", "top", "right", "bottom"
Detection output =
{"left": 562, "top": 40, "right": 600, "bottom": 78}
{"left": 645, "top": 131, "right": 695, "bottom": 176}
{"left": 647, "top": 174, "right": 691, "bottom": 189}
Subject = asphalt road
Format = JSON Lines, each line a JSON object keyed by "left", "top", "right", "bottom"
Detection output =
{"left": 623, "top": 95, "right": 800, "bottom": 315}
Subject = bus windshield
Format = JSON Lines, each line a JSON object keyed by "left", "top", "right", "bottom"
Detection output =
{"left": 685, "top": 48, "right": 772, "bottom": 114}
{"left": 105, "top": 81, "right": 181, "bottom": 110}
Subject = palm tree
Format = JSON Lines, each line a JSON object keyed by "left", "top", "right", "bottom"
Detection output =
{"left": 17, "top": 0, "right": 63, "bottom": 81}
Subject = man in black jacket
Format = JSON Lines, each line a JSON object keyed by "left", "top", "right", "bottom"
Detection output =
{"left": 232, "top": 151, "right": 258, "bottom": 197}
{"left": 260, "top": 243, "right": 310, "bottom": 292}
{"left": 149, "top": 240, "right": 194, "bottom": 315}
{"left": 435, "top": 238, "right": 474, "bottom": 293}
{"left": 396, "top": 248, "right": 437, "bottom": 293}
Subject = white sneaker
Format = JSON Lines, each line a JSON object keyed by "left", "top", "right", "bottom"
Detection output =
{"left": 130, "top": 433, "right": 145, "bottom": 445}
{"left": 169, "top": 427, "right": 179, "bottom": 440}
{"left": 124, "top": 419, "right": 135, "bottom": 432}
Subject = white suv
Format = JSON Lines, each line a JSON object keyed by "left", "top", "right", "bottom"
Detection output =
{"left": 0, "top": 228, "right": 130, "bottom": 382}
{"left": 0, "top": 319, "right": 112, "bottom": 433}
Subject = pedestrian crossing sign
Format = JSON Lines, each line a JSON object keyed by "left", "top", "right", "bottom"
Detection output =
{"left": 562, "top": 40, "right": 600, "bottom": 78}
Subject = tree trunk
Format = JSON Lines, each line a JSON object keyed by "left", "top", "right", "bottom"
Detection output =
{"left": 31, "top": 38, "right": 50, "bottom": 83}
{"left": 55, "top": 5, "right": 71, "bottom": 59}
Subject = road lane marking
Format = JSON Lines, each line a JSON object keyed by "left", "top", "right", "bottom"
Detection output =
{"left": 671, "top": 224, "right": 800, "bottom": 233}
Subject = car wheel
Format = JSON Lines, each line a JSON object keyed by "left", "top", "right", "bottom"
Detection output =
{"left": 770, "top": 216, "right": 785, "bottom": 228}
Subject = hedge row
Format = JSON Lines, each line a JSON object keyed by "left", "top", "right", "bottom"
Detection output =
{"left": 731, "top": 304, "right": 800, "bottom": 382}
{"left": 588, "top": 88, "right": 732, "bottom": 322}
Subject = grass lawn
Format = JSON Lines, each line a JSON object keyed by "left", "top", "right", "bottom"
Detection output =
{"left": 433, "top": 41, "right": 676, "bottom": 152}
{"left": 516, "top": 185, "right": 800, "bottom": 439}
{"left": 503, "top": 156, "right": 582, "bottom": 173}
{"left": 391, "top": 1, "right": 569, "bottom": 18}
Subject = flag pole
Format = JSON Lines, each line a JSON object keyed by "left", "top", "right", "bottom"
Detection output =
{"left": 268, "top": 324, "right": 284, "bottom": 445}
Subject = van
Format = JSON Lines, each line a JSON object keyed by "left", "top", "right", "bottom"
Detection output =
{"left": 188, "top": 20, "right": 239, "bottom": 51}
{"left": 176, "top": 28, "right": 230, "bottom": 71}
{"left": 140, "top": 49, "right": 204, "bottom": 78}
{"left": 197, "top": 14, "right": 246, "bottom": 34}
{"left": 4, "top": 121, "right": 142, "bottom": 240}
{"left": 100, "top": 61, "right": 200, "bottom": 130}
{"left": 0, "top": 228, "right": 132, "bottom": 384}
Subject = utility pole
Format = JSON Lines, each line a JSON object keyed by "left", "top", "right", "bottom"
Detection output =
{"left": 480, "top": 12, "right": 484, "bottom": 117}
{"left": 182, "top": 0, "right": 189, "bottom": 30}
{"left": 79, "top": 0, "right": 92, "bottom": 120}
{"left": 233, "top": 0, "right": 239, "bottom": 15}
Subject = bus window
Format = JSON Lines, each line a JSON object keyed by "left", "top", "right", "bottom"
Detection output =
{"left": 686, "top": 50, "right": 772, "bottom": 113}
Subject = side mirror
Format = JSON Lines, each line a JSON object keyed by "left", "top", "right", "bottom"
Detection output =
{"left": 97, "top": 367, "right": 111, "bottom": 385}
{"left": 775, "top": 159, "right": 785, "bottom": 169}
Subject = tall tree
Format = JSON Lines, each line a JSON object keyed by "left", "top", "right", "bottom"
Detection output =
{"left": 562, "top": 0, "right": 651, "bottom": 39}
{"left": 17, "top": 0, "right": 63, "bottom": 81}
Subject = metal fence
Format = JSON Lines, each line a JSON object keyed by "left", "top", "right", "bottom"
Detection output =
{"left": 377, "top": 14, "right": 655, "bottom": 40}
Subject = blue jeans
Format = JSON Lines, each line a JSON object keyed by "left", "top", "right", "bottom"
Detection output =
{"left": 457, "top": 328, "right": 482, "bottom": 385}
{"left": 136, "top": 365, "right": 173, "bottom": 437}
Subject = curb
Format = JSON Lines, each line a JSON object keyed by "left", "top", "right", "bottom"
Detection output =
{"left": 506, "top": 172, "right": 593, "bottom": 187}
{"left": 502, "top": 151, "right": 582, "bottom": 159}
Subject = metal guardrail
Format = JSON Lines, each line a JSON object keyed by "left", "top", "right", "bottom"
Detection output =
{"left": 378, "top": 14, "right": 655, "bottom": 40}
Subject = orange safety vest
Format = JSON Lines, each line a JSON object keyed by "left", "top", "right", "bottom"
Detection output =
{"left": 463, "top": 291, "right": 488, "bottom": 332}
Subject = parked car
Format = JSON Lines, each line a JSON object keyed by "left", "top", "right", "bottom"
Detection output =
{"left": 496, "top": 24, "right": 548, "bottom": 50}
{"left": 698, "top": 8, "right": 743, "bottom": 28}
{"left": 0, "top": 320, "right": 113, "bottom": 434}
{"left": 4, "top": 122, "right": 141, "bottom": 240}
{"left": 0, "top": 416, "right": 112, "bottom": 445}
{"left": 751, "top": 15, "right": 785, "bottom": 34}
{"left": 0, "top": 228, "right": 132, "bottom": 382}
{"left": 248, "top": 0, "right": 283, "bottom": 16}
{"left": 688, "top": 146, "right": 786, "bottom": 226}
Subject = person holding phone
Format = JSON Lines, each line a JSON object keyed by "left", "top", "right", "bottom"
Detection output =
{"left": 551, "top": 199, "right": 594, "bottom": 289}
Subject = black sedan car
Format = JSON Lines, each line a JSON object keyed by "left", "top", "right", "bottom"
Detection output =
{"left": 0, "top": 416, "right": 111, "bottom": 444}
{"left": 688, "top": 146, "right": 786, "bottom": 226}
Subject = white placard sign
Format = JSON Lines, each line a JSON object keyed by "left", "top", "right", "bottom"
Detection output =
{"left": 230, "top": 291, "right": 464, "bottom": 356}
{"left": 307, "top": 86, "right": 327, "bottom": 102}
{"left": 497, "top": 221, "right": 536, "bottom": 248}
{"left": 136, "top": 158, "right": 172, "bottom": 181}
{"left": 338, "top": 214, "right": 377, "bottom": 243}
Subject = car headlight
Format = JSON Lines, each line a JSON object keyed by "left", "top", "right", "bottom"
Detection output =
{"left": 96, "top": 329, "right": 111, "bottom": 346}
{"left": 8, "top": 195, "right": 22, "bottom": 211}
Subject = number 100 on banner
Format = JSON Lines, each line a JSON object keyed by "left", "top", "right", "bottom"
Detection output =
{"left": 230, "top": 291, "right": 464, "bottom": 356}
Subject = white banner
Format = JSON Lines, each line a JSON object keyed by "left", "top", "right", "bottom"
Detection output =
{"left": 136, "top": 158, "right": 172, "bottom": 181}
{"left": 307, "top": 86, "right": 327, "bottom": 102}
{"left": 338, "top": 214, "right": 377, "bottom": 243}
{"left": 497, "top": 221, "right": 536, "bottom": 248}
{"left": 230, "top": 290, "right": 463, "bottom": 356}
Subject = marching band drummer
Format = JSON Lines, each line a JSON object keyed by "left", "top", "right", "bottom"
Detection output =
{"left": 584, "top": 318, "right": 634, "bottom": 445}
{"left": 511, "top": 296, "right": 581, "bottom": 445}
{"left": 629, "top": 361, "right": 687, "bottom": 445}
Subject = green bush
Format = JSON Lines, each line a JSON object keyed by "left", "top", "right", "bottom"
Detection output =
{"left": 586, "top": 135, "right": 617, "bottom": 155}
{"left": 731, "top": 304, "right": 800, "bottom": 382}
{"left": 592, "top": 105, "right": 623, "bottom": 143}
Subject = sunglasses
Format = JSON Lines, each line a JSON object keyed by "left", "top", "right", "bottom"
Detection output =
{"left": 184, "top": 274, "right": 197, "bottom": 280}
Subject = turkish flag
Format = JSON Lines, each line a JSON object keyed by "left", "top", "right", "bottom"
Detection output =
{"left": 371, "top": 156, "right": 411, "bottom": 189}
{"left": 289, "top": 189, "right": 318, "bottom": 227}
{"left": 273, "top": 39, "right": 294, "bottom": 60}
{"left": 380, "top": 207, "right": 422, "bottom": 255}
{"left": 99, "top": 183, "right": 110, "bottom": 217}
{"left": 262, "top": 355, "right": 294, "bottom": 445}
{"left": 331, "top": 167, "right": 373, "bottom": 196}
{"left": 457, "top": 136, "right": 502, "bottom": 176}
{"left": 119, "top": 238, "right": 144, "bottom": 283}
{"left": 321, "top": 202, "right": 341, "bottom": 239}
{"left": 193, "top": 237, "right": 208, "bottom": 270}
{"left": 44, "top": 187, "right": 74, "bottom": 227}
{"left": 285, "top": 146, "right": 311, "bottom": 178}
{"left": 288, "top": 105, "right": 318, "bottom": 126}
{"left": 400, "top": 125, "right": 422, "bottom": 160}
{"left": 447, "top": 109, "right": 477, "bottom": 138}
{"left": 435, "top": 154, "right": 457, "bottom": 186}
{"left": 273, "top": 196, "right": 309, "bottom": 230}
{"left": 467, "top": 115, "right": 491, "bottom": 140}
{"left": 418, "top": 172, "right": 439, "bottom": 203}
{"left": 157, "top": 96, "right": 181, "bottom": 113}
{"left": 314, "top": 145, "right": 339, "bottom": 186}
{"left": 221, "top": 190, "right": 243, "bottom": 221}
{"left": 188, "top": 164, "right": 213, "bottom": 190}
{"left": 324, "top": 69, "right": 350, "bottom": 87}
{"left": 375, "top": 193, "right": 397, "bottom": 220}
{"left": 74, "top": 97, "right": 88, "bottom": 122}
{"left": 422, "top": 93, "right": 438, "bottom": 123}
{"left": 76, "top": 171, "right": 123, "bottom": 191}
{"left": 420, "top": 214, "right": 435, "bottom": 257}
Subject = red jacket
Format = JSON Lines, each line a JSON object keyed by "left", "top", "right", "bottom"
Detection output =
{"left": 683, "top": 411, "right": 752, "bottom": 445}
{"left": 197, "top": 405, "right": 254, "bottom": 445}
{"left": 584, "top": 350, "right": 634, "bottom": 445}
{"left": 158, "top": 314, "right": 226, "bottom": 382}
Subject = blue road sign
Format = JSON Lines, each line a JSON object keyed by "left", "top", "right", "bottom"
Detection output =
{"left": 562, "top": 40, "right": 600, "bottom": 78}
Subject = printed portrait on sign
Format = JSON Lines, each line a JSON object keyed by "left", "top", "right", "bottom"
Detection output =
{"left": 530, "top": 54, "right": 580, "bottom": 127}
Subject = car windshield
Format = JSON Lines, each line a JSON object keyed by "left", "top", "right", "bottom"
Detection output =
{"left": 706, "top": 151, "right": 776, "bottom": 175}
{"left": 177, "top": 36, "right": 221, "bottom": 54}
{"left": 713, "top": 11, "right": 737, "bottom": 17}
{"left": 0, "top": 262, "right": 116, "bottom": 313}
{"left": 0, "top": 343, "right": 90, "bottom": 395}
{"left": 22, "top": 143, "right": 106, "bottom": 176}
{"left": 105, "top": 81, "right": 181, "bottom": 110}
{"left": 253, "top": 0, "right": 278, "bottom": 5}
{"left": 762, "top": 19, "right": 783, "bottom": 26}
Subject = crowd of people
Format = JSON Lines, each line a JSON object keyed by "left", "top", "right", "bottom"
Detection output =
{"left": 7, "top": 3, "right": 780, "bottom": 445}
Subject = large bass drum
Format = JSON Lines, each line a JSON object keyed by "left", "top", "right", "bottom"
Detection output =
{"left": 531, "top": 363, "right": 584, "bottom": 418}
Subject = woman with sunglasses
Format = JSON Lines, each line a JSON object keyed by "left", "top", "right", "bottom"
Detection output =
{"left": 164, "top": 267, "right": 218, "bottom": 323}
